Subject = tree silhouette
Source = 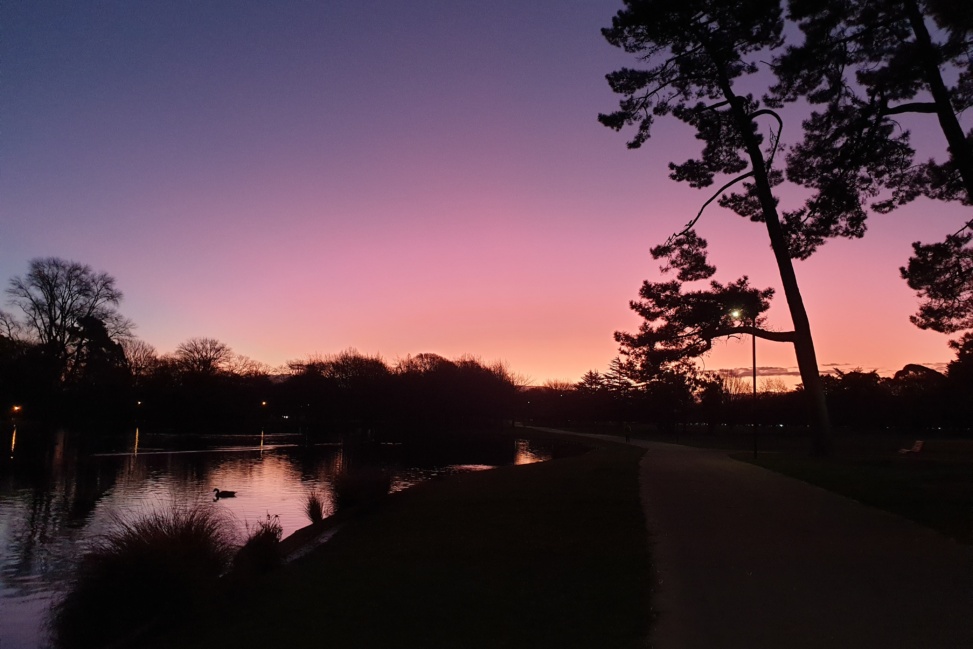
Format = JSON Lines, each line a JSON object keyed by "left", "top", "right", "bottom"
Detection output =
{"left": 121, "top": 338, "right": 159, "bottom": 388}
{"left": 174, "top": 338, "right": 233, "bottom": 376}
{"left": 5, "top": 258, "right": 133, "bottom": 383}
{"left": 616, "top": 273, "right": 777, "bottom": 377}
{"left": 600, "top": 0, "right": 833, "bottom": 452}
{"left": 772, "top": 0, "right": 973, "bottom": 338}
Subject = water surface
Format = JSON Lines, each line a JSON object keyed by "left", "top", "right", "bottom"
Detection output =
{"left": 0, "top": 425, "right": 555, "bottom": 649}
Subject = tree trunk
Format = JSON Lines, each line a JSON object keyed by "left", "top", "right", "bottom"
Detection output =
{"left": 905, "top": 0, "right": 973, "bottom": 204}
{"left": 725, "top": 97, "right": 833, "bottom": 455}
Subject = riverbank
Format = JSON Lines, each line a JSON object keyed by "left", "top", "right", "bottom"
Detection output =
{"left": 146, "top": 435, "right": 651, "bottom": 648}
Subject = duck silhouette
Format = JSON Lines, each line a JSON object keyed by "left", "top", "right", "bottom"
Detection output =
{"left": 213, "top": 488, "right": 237, "bottom": 499}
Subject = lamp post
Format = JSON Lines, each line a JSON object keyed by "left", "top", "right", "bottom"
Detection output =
{"left": 730, "top": 309, "right": 758, "bottom": 457}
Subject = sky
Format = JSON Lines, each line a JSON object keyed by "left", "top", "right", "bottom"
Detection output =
{"left": 2, "top": 0, "right": 968, "bottom": 385}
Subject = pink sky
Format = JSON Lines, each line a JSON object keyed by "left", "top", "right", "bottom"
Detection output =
{"left": 2, "top": 0, "right": 967, "bottom": 385}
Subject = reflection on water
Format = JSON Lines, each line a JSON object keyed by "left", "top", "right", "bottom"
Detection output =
{"left": 0, "top": 425, "right": 554, "bottom": 649}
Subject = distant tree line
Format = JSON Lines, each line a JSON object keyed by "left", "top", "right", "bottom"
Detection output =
{"left": 0, "top": 258, "right": 520, "bottom": 433}
{"left": 522, "top": 353, "right": 973, "bottom": 434}
{"left": 3, "top": 258, "right": 968, "bottom": 435}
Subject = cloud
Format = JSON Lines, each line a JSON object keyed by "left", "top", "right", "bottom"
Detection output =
{"left": 718, "top": 366, "right": 803, "bottom": 378}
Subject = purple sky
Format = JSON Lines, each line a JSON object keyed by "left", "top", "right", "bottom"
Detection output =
{"left": 2, "top": 0, "right": 967, "bottom": 384}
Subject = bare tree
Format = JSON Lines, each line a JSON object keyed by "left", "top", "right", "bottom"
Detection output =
{"left": 5, "top": 257, "right": 133, "bottom": 379}
{"left": 718, "top": 371, "right": 752, "bottom": 400}
{"left": 542, "top": 379, "right": 576, "bottom": 392}
{"left": 122, "top": 338, "right": 158, "bottom": 385}
{"left": 0, "top": 309, "right": 22, "bottom": 339}
{"left": 761, "top": 377, "right": 789, "bottom": 394}
{"left": 227, "top": 354, "right": 270, "bottom": 377}
{"left": 174, "top": 338, "right": 233, "bottom": 376}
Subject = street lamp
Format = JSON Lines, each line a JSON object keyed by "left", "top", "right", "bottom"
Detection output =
{"left": 731, "top": 309, "right": 758, "bottom": 456}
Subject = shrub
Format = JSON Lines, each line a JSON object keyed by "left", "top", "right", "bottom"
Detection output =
{"left": 51, "top": 504, "right": 235, "bottom": 649}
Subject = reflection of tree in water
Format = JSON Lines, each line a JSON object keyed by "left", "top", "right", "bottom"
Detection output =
{"left": 2, "top": 429, "right": 118, "bottom": 596}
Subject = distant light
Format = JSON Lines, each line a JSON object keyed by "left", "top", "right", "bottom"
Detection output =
{"left": 11, "top": 405, "right": 21, "bottom": 413}
{"left": 729, "top": 309, "right": 742, "bottom": 319}
{"left": 261, "top": 401, "right": 267, "bottom": 406}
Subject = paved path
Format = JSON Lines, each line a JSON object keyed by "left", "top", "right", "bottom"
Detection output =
{"left": 638, "top": 440, "right": 972, "bottom": 649}
{"left": 526, "top": 429, "right": 972, "bottom": 648}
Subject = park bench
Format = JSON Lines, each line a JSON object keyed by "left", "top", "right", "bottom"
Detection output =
{"left": 898, "top": 440, "right": 924, "bottom": 455}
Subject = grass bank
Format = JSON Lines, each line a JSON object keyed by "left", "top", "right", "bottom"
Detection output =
{"left": 150, "top": 437, "right": 650, "bottom": 649}
{"left": 738, "top": 438, "right": 973, "bottom": 545}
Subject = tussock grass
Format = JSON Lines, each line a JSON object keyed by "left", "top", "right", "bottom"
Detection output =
{"left": 51, "top": 504, "right": 236, "bottom": 649}
{"left": 303, "top": 489, "right": 325, "bottom": 524}
{"left": 232, "top": 514, "right": 284, "bottom": 576}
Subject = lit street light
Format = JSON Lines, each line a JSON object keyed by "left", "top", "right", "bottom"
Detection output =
{"left": 731, "top": 308, "right": 758, "bottom": 457}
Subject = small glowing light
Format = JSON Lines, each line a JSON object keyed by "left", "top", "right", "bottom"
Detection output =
{"left": 261, "top": 401, "right": 267, "bottom": 406}
{"left": 9, "top": 426, "right": 16, "bottom": 457}
{"left": 12, "top": 405, "right": 21, "bottom": 413}
{"left": 729, "top": 309, "right": 742, "bottom": 319}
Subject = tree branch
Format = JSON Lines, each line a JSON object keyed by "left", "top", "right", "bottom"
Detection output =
{"left": 673, "top": 171, "right": 755, "bottom": 238}
{"left": 883, "top": 101, "right": 939, "bottom": 115}
{"left": 708, "top": 324, "right": 796, "bottom": 343}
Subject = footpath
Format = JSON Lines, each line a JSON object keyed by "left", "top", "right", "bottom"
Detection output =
{"left": 530, "top": 429, "right": 972, "bottom": 648}
{"left": 637, "top": 441, "right": 971, "bottom": 648}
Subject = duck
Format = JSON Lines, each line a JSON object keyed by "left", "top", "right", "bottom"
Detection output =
{"left": 213, "top": 488, "right": 237, "bottom": 499}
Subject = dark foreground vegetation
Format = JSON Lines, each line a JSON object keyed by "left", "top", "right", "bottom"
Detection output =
{"left": 71, "top": 436, "right": 648, "bottom": 649}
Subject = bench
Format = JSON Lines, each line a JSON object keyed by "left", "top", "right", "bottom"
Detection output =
{"left": 898, "top": 440, "right": 924, "bottom": 455}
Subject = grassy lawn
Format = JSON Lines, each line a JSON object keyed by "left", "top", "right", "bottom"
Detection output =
{"left": 151, "top": 438, "right": 650, "bottom": 649}
{"left": 737, "top": 437, "right": 973, "bottom": 545}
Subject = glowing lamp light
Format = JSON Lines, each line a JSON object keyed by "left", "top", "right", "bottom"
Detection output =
{"left": 729, "top": 309, "right": 742, "bottom": 319}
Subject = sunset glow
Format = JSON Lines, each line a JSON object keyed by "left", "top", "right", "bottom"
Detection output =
{"left": 2, "top": 0, "right": 966, "bottom": 385}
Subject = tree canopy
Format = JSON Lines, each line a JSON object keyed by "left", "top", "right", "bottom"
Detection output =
{"left": 772, "top": 0, "right": 973, "bottom": 338}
